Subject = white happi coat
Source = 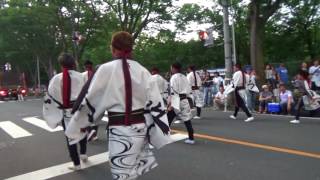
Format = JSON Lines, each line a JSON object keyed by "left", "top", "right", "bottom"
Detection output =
{"left": 65, "top": 59, "right": 171, "bottom": 180}
{"left": 232, "top": 71, "right": 249, "bottom": 102}
{"left": 187, "top": 71, "right": 204, "bottom": 108}
{"left": 43, "top": 70, "right": 85, "bottom": 131}
{"left": 170, "top": 73, "right": 193, "bottom": 121}
{"left": 150, "top": 74, "right": 169, "bottom": 104}
{"left": 82, "top": 71, "right": 90, "bottom": 82}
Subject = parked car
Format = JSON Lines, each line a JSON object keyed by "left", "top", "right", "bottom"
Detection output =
{"left": 0, "top": 86, "right": 27, "bottom": 101}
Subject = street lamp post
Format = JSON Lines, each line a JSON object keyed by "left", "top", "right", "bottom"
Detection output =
{"left": 72, "top": 31, "right": 83, "bottom": 69}
{"left": 221, "top": 0, "right": 233, "bottom": 83}
{"left": 37, "top": 56, "right": 40, "bottom": 90}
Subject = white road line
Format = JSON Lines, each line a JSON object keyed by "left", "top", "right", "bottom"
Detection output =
{"left": 5, "top": 152, "right": 109, "bottom": 180}
{"left": 5, "top": 133, "right": 188, "bottom": 180}
{"left": 22, "top": 117, "right": 63, "bottom": 132}
{"left": 0, "top": 121, "right": 32, "bottom": 138}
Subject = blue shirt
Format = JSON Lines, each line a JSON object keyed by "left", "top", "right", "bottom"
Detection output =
{"left": 277, "top": 67, "right": 289, "bottom": 84}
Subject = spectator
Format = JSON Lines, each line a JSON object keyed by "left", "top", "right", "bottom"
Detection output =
{"left": 202, "top": 70, "right": 213, "bottom": 106}
{"left": 212, "top": 72, "right": 224, "bottom": 96}
{"left": 277, "top": 63, "right": 289, "bottom": 84}
{"left": 259, "top": 85, "right": 273, "bottom": 113}
{"left": 309, "top": 59, "right": 320, "bottom": 92}
{"left": 265, "top": 64, "right": 274, "bottom": 88}
{"left": 279, "top": 84, "right": 294, "bottom": 115}
{"left": 300, "top": 62, "right": 309, "bottom": 75}
{"left": 213, "top": 86, "right": 226, "bottom": 110}
{"left": 266, "top": 65, "right": 278, "bottom": 90}
{"left": 246, "top": 70, "right": 258, "bottom": 112}
{"left": 17, "top": 86, "right": 25, "bottom": 101}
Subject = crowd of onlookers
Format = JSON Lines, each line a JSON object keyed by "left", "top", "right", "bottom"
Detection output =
{"left": 199, "top": 59, "right": 320, "bottom": 117}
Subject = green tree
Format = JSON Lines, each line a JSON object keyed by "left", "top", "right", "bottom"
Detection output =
{"left": 104, "top": 0, "right": 173, "bottom": 40}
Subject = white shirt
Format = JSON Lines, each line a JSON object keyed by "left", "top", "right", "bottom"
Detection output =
{"left": 213, "top": 76, "right": 224, "bottom": 87}
{"left": 309, "top": 65, "right": 320, "bottom": 84}
{"left": 151, "top": 74, "right": 168, "bottom": 94}
{"left": 187, "top": 71, "right": 202, "bottom": 87}
{"left": 170, "top": 73, "right": 191, "bottom": 95}
{"left": 215, "top": 91, "right": 226, "bottom": 101}
{"left": 82, "top": 71, "right": 90, "bottom": 82}
{"left": 279, "top": 90, "right": 293, "bottom": 104}
{"left": 232, "top": 71, "right": 249, "bottom": 87}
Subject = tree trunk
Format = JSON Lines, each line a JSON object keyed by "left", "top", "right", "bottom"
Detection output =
{"left": 249, "top": 1, "right": 265, "bottom": 83}
{"left": 48, "top": 57, "right": 54, "bottom": 79}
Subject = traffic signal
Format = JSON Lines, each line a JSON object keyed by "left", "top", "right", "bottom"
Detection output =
{"left": 4, "top": 62, "right": 11, "bottom": 71}
{"left": 199, "top": 29, "right": 214, "bottom": 47}
{"left": 199, "top": 31, "right": 208, "bottom": 41}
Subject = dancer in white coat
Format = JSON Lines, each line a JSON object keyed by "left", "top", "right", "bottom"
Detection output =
{"left": 43, "top": 53, "right": 88, "bottom": 170}
{"left": 187, "top": 65, "right": 203, "bottom": 119}
{"left": 167, "top": 62, "right": 195, "bottom": 144}
{"left": 65, "top": 32, "right": 171, "bottom": 180}
{"left": 229, "top": 63, "right": 254, "bottom": 122}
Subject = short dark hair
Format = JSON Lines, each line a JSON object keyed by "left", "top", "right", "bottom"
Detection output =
{"left": 171, "top": 62, "right": 182, "bottom": 72}
{"left": 234, "top": 63, "right": 241, "bottom": 69}
{"left": 151, "top": 67, "right": 160, "bottom": 74}
{"left": 84, "top": 60, "right": 93, "bottom": 66}
{"left": 279, "top": 83, "right": 286, "bottom": 88}
{"left": 188, "top": 65, "right": 196, "bottom": 71}
{"left": 111, "top": 31, "right": 134, "bottom": 52}
{"left": 298, "top": 70, "right": 309, "bottom": 80}
{"left": 58, "top": 53, "right": 75, "bottom": 69}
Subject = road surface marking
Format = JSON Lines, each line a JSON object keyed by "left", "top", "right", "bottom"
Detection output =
{"left": 172, "top": 129, "right": 320, "bottom": 159}
{"left": 22, "top": 117, "right": 63, "bottom": 132}
{"left": 5, "top": 133, "right": 188, "bottom": 180}
{"left": 5, "top": 152, "right": 110, "bottom": 180}
{"left": 0, "top": 121, "right": 32, "bottom": 138}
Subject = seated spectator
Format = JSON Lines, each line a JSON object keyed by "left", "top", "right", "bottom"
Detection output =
{"left": 213, "top": 86, "right": 226, "bottom": 110}
{"left": 259, "top": 85, "right": 273, "bottom": 113}
{"left": 279, "top": 84, "right": 294, "bottom": 115}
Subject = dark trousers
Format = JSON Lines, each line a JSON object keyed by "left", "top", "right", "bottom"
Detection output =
{"left": 167, "top": 110, "right": 194, "bottom": 140}
{"left": 311, "top": 82, "right": 320, "bottom": 91}
{"left": 234, "top": 89, "right": 252, "bottom": 117}
{"left": 259, "top": 100, "right": 271, "bottom": 111}
{"left": 294, "top": 97, "right": 320, "bottom": 120}
{"left": 62, "top": 120, "right": 87, "bottom": 166}
{"left": 196, "top": 107, "right": 201, "bottom": 117}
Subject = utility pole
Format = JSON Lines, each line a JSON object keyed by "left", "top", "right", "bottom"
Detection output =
{"left": 37, "top": 56, "right": 40, "bottom": 90}
{"left": 221, "top": 0, "right": 233, "bottom": 112}
{"left": 231, "top": 22, "right": 237, "bottom": 64}
{"left": 221, "top": 0, "right": 233, "bottom": 83}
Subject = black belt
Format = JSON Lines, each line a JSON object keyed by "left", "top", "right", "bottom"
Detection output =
{"left": 192, "top": 86, "right": 199, "bottom": 90}
{"left": 108, "top": 109, "right": 145, "bottom": 126}
{"left": 235, "top": 87, "right": 245, "bottom": 90}
{"left": 179, "top": 94, "right": 187, "bottom": 100}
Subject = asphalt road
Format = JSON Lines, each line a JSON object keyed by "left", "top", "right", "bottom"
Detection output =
{"left": 0, "top": 99, "right": 320, "bottom": 180}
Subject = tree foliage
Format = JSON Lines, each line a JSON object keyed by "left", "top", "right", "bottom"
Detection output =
{"left": 0, "top": 0, "right": 319, "bottom": 86}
